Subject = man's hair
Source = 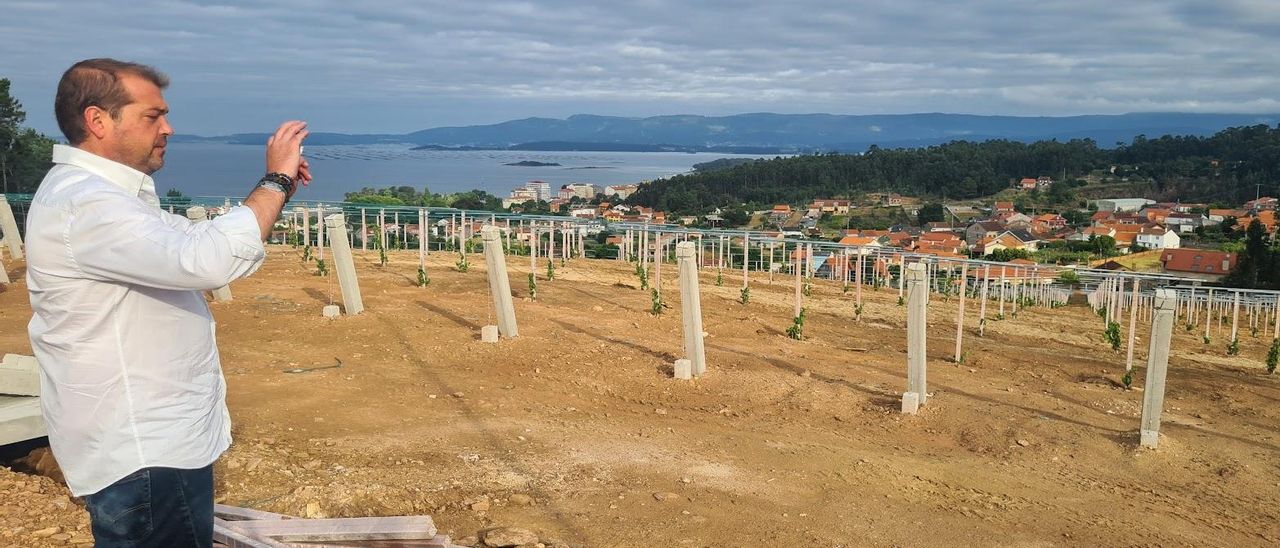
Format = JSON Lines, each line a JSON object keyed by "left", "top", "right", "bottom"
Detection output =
{"left": 54, "top": 58, "right": 169, "bottom": 145}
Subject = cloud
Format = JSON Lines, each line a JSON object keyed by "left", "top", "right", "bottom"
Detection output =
{"left": 2, "top": 0, "right": 1278, "bottom": 134}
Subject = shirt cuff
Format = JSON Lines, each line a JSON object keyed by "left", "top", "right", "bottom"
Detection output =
{"left": 212, "top": 206, "right": 267, "bottom": 261}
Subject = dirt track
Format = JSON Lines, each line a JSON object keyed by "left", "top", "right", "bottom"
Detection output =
{"left": 2, "top": 245, "right": 1280, "bottom": 547}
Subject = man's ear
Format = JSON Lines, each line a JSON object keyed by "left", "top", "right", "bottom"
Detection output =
{"left": 83, "top": 106, "right": 111, "bottom": 141}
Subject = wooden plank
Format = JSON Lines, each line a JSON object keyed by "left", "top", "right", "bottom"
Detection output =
{"left": 216, "top": 504, "right": 295, "bottom": 521}
{"left": 214, "top": 519, "right": 291, "bottom": 548}
{"left": 227, "top": 516, "right": 438, "bottom": 542}
{"left": 284, "top": 536, "right": 456, "bottom": 548}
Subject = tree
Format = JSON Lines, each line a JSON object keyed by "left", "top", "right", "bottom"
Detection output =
{"left": 448, "top": 189, "right": 502, "bottom": 211}
{"left": 721, "top": 206, "right": 749, "bottom": 227}
{"left": 1220, "top": 217, "right": 1237, "bottom": 236}
{"left": 160, "top": 187, "right": 191, "bottom": 209}
{"left": 917, "top": 203, "right": 945, "bottom": 225}
{"left": 1089, "top": 235, "right": 1118, "bottom": 257}
{"left": 1223, "top": 219, "right": 1278, "bottom": 289}
{"left": 1062, "top": 209, "right": 1089, "bottom": 226}
{"left": 0, "top": 78, "right": 57, "bottom": 194}
{"left": 988, "top": 248, "right": 1032, "bottom": 262}
{"left": 4, "top": 128, "right": 56, "bottom": 193}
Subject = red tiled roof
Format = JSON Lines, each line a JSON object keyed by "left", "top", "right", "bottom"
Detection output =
{"left": 916, "top": 246, "right": 966, "bottom": 258}
{"left": 971, "top": 220, "right": 1004, "bottom": 232}
{"left": 1083, "top": 226, "right": 1113, "bottom": 237}
{"left": 844, "top": 229, "right": 889, "bottom": 237}
{"left": 1160, "top": 248, "right": 1236, "bottom": 274}
{"left": 838, "top": 236, "right": 880, "bottom": 246}
{"left": 885, "top": 232, "right": 912, "bottom": 245}
{"left": 918, "top": 232, "right": 960, "bottom": 243}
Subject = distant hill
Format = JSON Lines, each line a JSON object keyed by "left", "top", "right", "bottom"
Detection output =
{"left": 626, "top": 124, "right": 1280, "bottom": 215}
{"left": 171, "top": 112, "right": 1280, "bottom": 152}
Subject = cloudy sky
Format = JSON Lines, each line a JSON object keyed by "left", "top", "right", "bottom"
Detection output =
{"left": 3, "top": 0, "right": 1279, "bottom": 136}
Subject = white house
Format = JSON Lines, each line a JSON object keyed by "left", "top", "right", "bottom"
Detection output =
{"left": 1135, "top": 226, "right": 1181, "bottom": 249}
{"left": 603, "top": 184, "right": 639, "bottom": 200}
{"left": 558, "top": 183, "right": 598, "bottom": 200}
{"left": 1095, "top": 198, "right": 1155, "bottom": 212}
{"left": 1163, "top": 213, "right": 1207, "bottom": 234}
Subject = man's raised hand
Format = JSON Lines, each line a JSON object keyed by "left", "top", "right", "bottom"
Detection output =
{"left": 265, "top": 120, "right": 311, "bottom": 184}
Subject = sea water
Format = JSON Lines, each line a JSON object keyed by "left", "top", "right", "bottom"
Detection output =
{"left": 156, "top": 142, "right": 774, "bottom": 201}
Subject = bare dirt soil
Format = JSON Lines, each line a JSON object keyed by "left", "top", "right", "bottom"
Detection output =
{"left": 2, "top": 246, "right": 1280, "bottom": 547}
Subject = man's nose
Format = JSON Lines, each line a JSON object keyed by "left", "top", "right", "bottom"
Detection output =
{"left": 160, "top": 116, "right": 174, "bottom": 136}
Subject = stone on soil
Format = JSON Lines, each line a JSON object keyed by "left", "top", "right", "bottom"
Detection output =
{"left": 481, "top": 526, "right": 539, "bottom": 547}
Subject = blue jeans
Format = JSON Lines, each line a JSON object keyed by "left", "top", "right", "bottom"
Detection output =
{"left": 84, "top": 465, "right": 214, "bottom": 548}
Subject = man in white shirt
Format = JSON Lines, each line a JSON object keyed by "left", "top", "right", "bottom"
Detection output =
{"left": 26, "top": 58, "right": 312, "bottom": 547}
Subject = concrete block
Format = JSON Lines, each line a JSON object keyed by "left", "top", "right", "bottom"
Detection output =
{"left": 901, "top": 392, "right": 919, "bottom": 415}
{"left": 673, "top": 359, "right": 692, "bottom": 380}
{"left": 0, "top": 395, "right": 46, "bottom": 445}
{"left": 322, "top": 305, "right": 341, "bottom": 319}
{"left": 0, "top": 354, "right": 40, "bottom": 397}
{"left": 481, "top": 325, "right": 500, "bottom": 343}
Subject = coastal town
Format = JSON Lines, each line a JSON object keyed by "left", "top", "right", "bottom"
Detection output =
{"left": 497, "top": 177, "right": 1277, "bottom": 283}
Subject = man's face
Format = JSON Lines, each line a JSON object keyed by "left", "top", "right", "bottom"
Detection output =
{"left": 103, "top": 75, "right": 173, "bottom": 175}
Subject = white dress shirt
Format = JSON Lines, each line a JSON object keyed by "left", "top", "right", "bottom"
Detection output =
{"left": 26, "top": 145, "right": 266, "bottom": 496}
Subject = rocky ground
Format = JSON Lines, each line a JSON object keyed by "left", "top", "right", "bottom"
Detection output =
{"left": 2, "top": 245, "right": 1280, "bottom": 547}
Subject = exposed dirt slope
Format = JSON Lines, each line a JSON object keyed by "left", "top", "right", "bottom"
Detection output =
{"left": 1, "top": 246, "right": 1278, "bottom": 547}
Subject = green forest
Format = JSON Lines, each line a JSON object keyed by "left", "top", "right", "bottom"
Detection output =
{"left": 343, "top": 186, "right": 504, "bottom": 211}
{"left": 1, "top": 79, "right": 57, "bottom": 194}
{"left": 626, "top": 125, "right": 1280, "bottom": 215}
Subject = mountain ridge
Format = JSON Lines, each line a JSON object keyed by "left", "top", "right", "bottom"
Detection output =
{"left": 169, "top": 112, "right": 1280, "bottom": 151}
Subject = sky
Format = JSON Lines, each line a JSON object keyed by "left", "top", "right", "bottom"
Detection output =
{"left": 3, "top": 0, "right": 1279, "bottom": 136}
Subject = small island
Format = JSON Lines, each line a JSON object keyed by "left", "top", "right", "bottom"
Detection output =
{"left": 505, "top": 160, "right": 562, "bottom": 167}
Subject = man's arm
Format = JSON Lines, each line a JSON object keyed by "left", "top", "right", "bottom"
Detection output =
{"left": 245, "top": 120, "right": 312, "bottom": 240}
{"left": 68, "top": 192, "right": 266, "bottom": 291}
{"left": 66, "top": 120, "right": 313, "bottom": 291}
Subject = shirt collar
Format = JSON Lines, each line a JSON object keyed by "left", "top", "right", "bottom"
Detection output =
{"left": 51, "top": 144, "right": 159, "bottom": 206}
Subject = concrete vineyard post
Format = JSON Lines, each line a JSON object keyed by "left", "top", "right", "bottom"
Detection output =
{"left": 904, "top": 262, "right": 928, "bottom": 414}
{"left": 325, "top": 214, "right": 364, "bottom": 315}
{"left": 481, "top": 226, "right": 518, "bottom": 339}
{"left": 676, "top": 242, "right": 706, "bottom": 377}
{"left": 1140, "top": 289, "right": 1176, "bottom": 448}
